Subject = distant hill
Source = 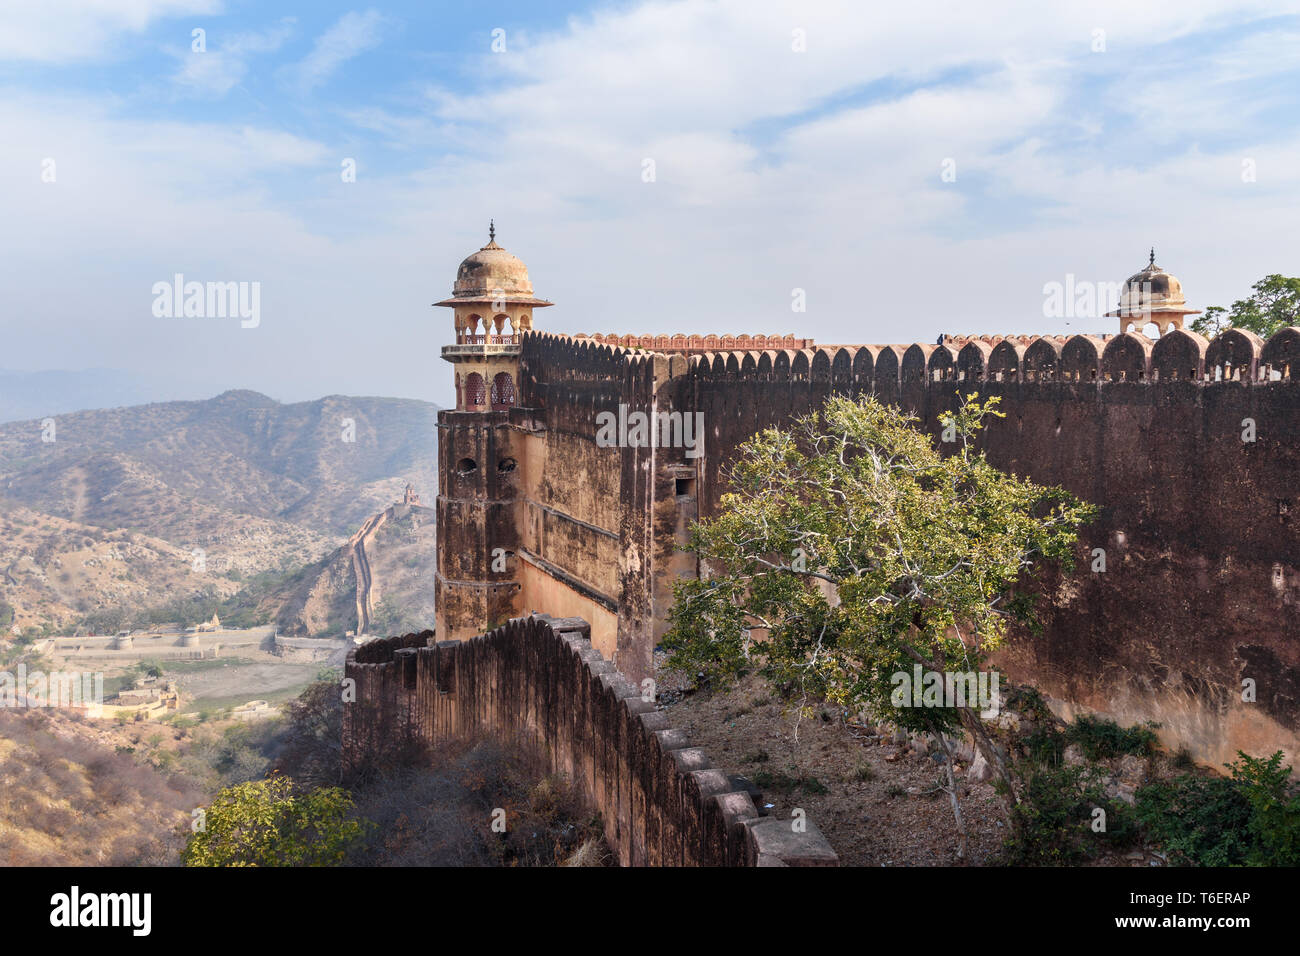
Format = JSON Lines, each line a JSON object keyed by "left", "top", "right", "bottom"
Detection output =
{"left": 0, "top": 390, "right": 439, "bottom": 635}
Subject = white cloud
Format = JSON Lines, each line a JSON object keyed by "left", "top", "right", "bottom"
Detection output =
{"left": 0, "top": 0, "right": 220, "bottom": 63}
{"left": 280, "top": 8, "right": 386, "bottom": 94}
{"left": 4, "top": 0, "right": 1300, "bottom": 410}
{"left": 168, "top": 19, "right": 294, "bottom": 96}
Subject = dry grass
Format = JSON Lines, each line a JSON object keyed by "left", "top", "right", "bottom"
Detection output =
{"left": 0, "top": 709, "right": 204, "bottom": 865}
{"left": 346, "top": 734, "right": 612, "bottom": 867}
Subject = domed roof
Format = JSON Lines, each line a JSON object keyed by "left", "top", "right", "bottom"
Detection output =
{"left": 435, "top": 222, "right": 553, "bottom": 308}
{"left": 453, "top": 239, "right": 534, "bottom": 297}
{"left": 1108, "top": 250, "right": 1198, "bottom": 317}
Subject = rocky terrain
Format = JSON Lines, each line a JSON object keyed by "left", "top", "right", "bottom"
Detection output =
{"left": 0, "top": 390, "right": 439, "bottom": 636}
{"left": 0, "top": 504, "right": 243, "bottom": 633}
{"left": 656, "top": 660, "right": 1192, "bottom": 867}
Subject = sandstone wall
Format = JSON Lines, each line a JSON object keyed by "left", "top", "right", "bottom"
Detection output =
{"left": 342, "top": 614, "right": 837, "bottom": 866}
{"left": 507, "top": 328, "right": 1300, "bottom": 768}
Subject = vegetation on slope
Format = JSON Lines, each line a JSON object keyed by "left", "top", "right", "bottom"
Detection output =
{"left": 663, "top": 393, "right": 1095, "bottom": 857}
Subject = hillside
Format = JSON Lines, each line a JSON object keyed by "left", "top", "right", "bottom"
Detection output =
{"left": 0, "top": 505, "right": 243, "bottom": 634}
{"left": 0, "top": 708, "right": 202, "bottom": 865}
{"left": 0, "top": 390, "right": 439, "bottom": 635}
{"left": 258, "top": 495, "right": 438, "bottom": 637}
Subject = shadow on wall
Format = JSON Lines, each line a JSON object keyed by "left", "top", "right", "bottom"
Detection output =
{"left": 343, "top": 614, "right": 838, "bottom": 867}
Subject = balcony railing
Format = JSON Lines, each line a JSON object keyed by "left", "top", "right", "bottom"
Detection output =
{"left": 457, "top": 333, "right": 519, "bottom": 345}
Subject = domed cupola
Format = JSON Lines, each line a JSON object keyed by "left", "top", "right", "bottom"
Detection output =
{"left": 437, "top": 222, "right": 554, "bottom": 413}
{"left": 436, "top": 221, "right": 554, "bottom": 312}
{"left": 452, "top": 236, "right": 536, "bottom": 299}
{"left": 1106, "top": 249, "right": 1200, "bottom": 336}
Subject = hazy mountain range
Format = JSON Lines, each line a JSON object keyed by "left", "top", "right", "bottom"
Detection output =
{"left": 0, "top": 389, "right": 439, "bottom": 636}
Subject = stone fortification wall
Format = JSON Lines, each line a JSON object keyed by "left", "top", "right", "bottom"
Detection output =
{"left": 342, "top": 615, "right": 838, "bottom": 866}
{"left": 509, "top": 327, "right": 1300, "bottom": 767}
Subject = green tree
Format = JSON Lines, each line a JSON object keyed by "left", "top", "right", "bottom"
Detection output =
{"left": 663, "top": 393, "right": 1095, "bottom": 854}
{"left": 182, "top": 775, "right": 369, "bottom": 866}
{"left": 1190, "top": 274, "right": 1300, "bottom": 339}
{"left": 1230, "top": 750, "right": 1300, "bottom": 866}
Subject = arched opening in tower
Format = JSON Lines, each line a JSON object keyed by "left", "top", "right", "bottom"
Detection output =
{"left": 491, "top": 372, "right": 516, "bottom": 410}
{"left": 465, "top": 372, "right": 486, "bottom": 409}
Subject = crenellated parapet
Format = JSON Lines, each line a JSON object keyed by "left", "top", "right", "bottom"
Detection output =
{"left": 530, "top": 327, "right": 1300, "bottom": 388}
{"left": 574, "top": 331, "right": 814, "bottom": 351}
{"left": 343, "top": 615, "right": 839, "bottom": 867}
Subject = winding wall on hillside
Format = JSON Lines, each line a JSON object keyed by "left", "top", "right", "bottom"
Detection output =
{"left": 342, "top": 614, "right": 838, "bottom": 866}
{"left": 348, "top": 510, "right": 387, "bottom": 635}
{"left": 435, "top": 326, "right": 1300, "bottom": 769}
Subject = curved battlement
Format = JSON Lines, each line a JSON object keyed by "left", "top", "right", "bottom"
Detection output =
{"left": 343, "top": 615, "right": 838, "bottom": 867}
{"left": 1206, "top": 327, "right": 1265, "bottom": 382}
{"left": 957, "top": 340, "right": 994, "bottom": 382}
{"left": 901, "top": 343, "right": 936, "bottom": 384}
{"left": 1150, "top": 328, "right": 1208, "bottom": 382}
{"left": 531, "top": 327, "right": 1300, "bottom": 389}
{"left": 988, "top": 339, "right": 1025, "bottom": 381}
{"left": 575, "top": 331, "right": 814, "bottom": 351}
{"left": 1023, "top": 336, "right": 1062, "bottom": 381}
{"left": 1101, "top": 332, "right": 1154, "bottom": 382}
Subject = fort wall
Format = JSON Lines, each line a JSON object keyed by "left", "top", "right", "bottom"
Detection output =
{"left": 342, "top": 614, "right": 838, "bottom": 866}
{"left": 472, "top": 327, "right": 1300, "bottom": 769}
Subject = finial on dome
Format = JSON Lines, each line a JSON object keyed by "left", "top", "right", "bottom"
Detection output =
{"left": 1149, "top": 247, "right": 1155, "bottom": 268}
{"left": 489, "top": 219, "right": 495, "bottom": 243}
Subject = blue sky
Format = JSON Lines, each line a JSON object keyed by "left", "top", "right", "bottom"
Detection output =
{"left": 2, "top": 0, "right": 1300, "bottom": 412}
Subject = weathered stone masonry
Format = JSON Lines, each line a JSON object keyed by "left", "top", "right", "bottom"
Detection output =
{"left": 430, "top": 234, "right": 1299, "bottom": 772}
{"left": 343, "top": 614, "right": 838, "bottom": 866}
{"left": 492, "top": 327, "right": 1300, "bottom": 770}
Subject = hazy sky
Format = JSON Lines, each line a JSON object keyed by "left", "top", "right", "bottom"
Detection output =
{"left": 3, "top": 0, "right": 1299, "bottom": 411}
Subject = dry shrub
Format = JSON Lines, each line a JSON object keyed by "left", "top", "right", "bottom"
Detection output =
{"left": 346, "top": 732, "right": 609, "bottom": 867}
{"left": 0, "top": 709, "right": 203, "bottom": 866}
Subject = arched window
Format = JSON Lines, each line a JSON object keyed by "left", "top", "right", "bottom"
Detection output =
{"left": 464, "top": 372, "right": 486, "bottom": 409}
{"left": 491, "top": 372, "right": 515, "bottom": 410}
